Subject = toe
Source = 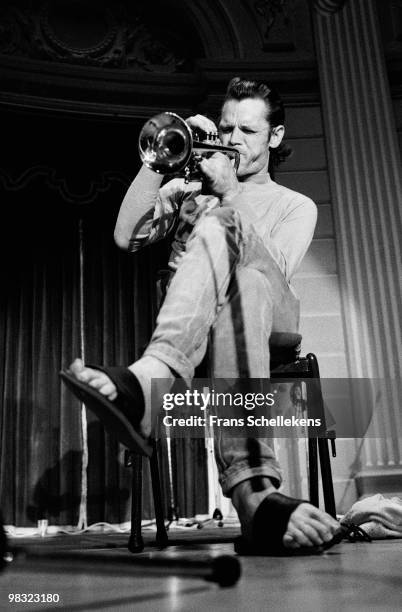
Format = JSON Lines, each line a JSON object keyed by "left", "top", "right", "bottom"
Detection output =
{"left": 88, "top": 373, "right": 109, "bottom": 389}
{"left": 284, "top": 502, "right": 339, "bottom": 548}
{"left": 86, "top": 374, "right": 118, "bottom": 400}
{"left": 309, "top": 518, "right": 335, "bottom": 542}
{"left": 294, "top": 521, "right": 324, "bottom": 546}
{"left": 285, "top": 525, "right": 314, "bottom": 548}
{"left": 69, "top": 359, "right": 94, "bottom": 383}
{"left": 98, "top": 383, "right": 118, "bottom": 401}
{"left": 283, "top": 533, "right": 300, "bottom": 548}
{"left": 69, "top": 358, "right": 84, "bottom": 375}
{"left": 309, "top": 507, "right": 339, "bottom": 532}
{"left": 68, "top": 361, "right": 118, "bottom": 401}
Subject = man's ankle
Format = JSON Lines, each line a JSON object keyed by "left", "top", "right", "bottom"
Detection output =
{"left": 231, "top": 477, "right": 277, "bottom": 539}
{"left": 129, "top": 355, "right": 173, "bottom": 381}
{"left": 232, "top": 476, "right": 277, "bottom": 503}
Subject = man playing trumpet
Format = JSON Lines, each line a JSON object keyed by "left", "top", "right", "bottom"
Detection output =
{"left": 62, "top": 77, "right": 341, "bottom": 554}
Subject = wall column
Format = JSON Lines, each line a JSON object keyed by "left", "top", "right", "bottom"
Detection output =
{"left": 312, "top": 0, "right": 402, "bottom": 495}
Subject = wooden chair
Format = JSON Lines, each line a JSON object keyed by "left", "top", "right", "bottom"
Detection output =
{"left": 125, "top": 332, "right": 337, "bottom": 552}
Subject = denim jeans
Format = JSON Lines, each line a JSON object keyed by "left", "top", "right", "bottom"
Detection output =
{"left": 144, "top": 206, "right": 300, "bottom": 496}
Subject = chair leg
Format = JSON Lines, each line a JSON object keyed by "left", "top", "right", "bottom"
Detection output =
{"left": 306, "top": 353, "right": 337, "bottom": 518}
{"left": 318, "top": 438, "right": 337, "bottom": 517}
{"left": 150, "top": 440, "right": 169, "bottom": 549}
{"left": 308, "top": 438, "right": 319, "bottom": 507}
{"left": 127, "top": 452, "right": 144, "bottom": 553}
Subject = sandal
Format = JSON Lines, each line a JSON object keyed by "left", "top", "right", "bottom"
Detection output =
{"left": 234, "top": 492, "right": 346, "bottom": 556}
{"left": 60, "top": 365, "right": 152, "bottom": 456}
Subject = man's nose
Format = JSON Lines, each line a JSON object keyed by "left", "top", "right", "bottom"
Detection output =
{"left": 229, "top": 126, "right": 242, "bottom": 145}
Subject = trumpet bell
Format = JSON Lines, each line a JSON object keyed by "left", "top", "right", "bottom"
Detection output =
{"left": 139, "top": 112, "right": 193, "bottom": 175}
{"left": 138, "top": 112, "right": 240, "bottom": 181}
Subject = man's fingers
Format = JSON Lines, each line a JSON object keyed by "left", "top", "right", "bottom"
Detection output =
{"left": 198, "top": 158, "right": 219, "bottom": 181}
{"left": 186, "top": 114, "right": 217, "bottom": 134}
{"left": 199, "top": 153, "right": 233, "bottom": 176}
{"left": 198, "top": 158, "right": 213, "bottom": 178}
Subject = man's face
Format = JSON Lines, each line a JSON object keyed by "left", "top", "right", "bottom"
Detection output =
{"left": 218, "top": 97, "right": 272, "bottom": 179}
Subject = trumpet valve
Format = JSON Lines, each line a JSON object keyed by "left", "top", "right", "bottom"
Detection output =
{"left": 204, "top": 131, "right": 220, "bottom": 144}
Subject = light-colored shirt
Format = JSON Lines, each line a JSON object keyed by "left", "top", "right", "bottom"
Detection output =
{"left": 126, "top": 171, "right": 317, "bottom": 282}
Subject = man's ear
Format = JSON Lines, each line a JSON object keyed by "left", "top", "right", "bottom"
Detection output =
{"left": 268, "top": 125, "right": 285, "bottom": 149}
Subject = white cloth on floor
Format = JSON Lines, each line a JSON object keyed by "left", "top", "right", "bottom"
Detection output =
{"left": 341, "top": 494, "right": 402, "bottom": 538}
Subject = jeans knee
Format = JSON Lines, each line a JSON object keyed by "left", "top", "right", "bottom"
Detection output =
{"left": 236, "top": 267, "right": 271, "bottom": 299}
{"left": 195, "top": 207, "right": 240, "bottom": 235}
{"left": 189, "top": 207, "right": 243, "bottom": 259}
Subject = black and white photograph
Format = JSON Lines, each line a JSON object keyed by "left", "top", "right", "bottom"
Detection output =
{"left": 0, "top": 0, "right": 401, "bottom": 610}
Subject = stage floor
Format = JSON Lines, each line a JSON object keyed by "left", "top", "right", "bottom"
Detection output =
{"left": 1, "top": 528, "right": 401, "bottom": 611}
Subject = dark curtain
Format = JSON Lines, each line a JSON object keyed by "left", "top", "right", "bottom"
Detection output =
{"left": 0, "top": 184, "right": 83, "bottom": 526}
{"left": 0, "top": 110, "right": 208, "bottom": 527}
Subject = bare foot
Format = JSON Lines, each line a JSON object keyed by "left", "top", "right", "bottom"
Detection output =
{"left": 67, "top": 357, "right": 174, "bottom": 438}
{"left": 69, "top": 359, "right": 117, "bottom": 400}
{"left": 283, "top": 503, "right": 339, "bottom": 549}
{"left": 232, "top": 478, "right": 339, "bottom": 549}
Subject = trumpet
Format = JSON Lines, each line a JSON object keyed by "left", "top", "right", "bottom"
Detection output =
{"left": 138, "top": 112, "right": 240, "bottom": 182}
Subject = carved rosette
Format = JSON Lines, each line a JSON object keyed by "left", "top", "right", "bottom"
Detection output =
{"left": 0, "top": 1, "right": 185, "bottom": 72}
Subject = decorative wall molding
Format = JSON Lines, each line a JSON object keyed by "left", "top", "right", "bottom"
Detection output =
{"left": 0, "top": 1, "right": 190, "bottom": 72}
{"left": 313, "top": 0, "right": 348, "bottom": 16}
{"left": 252, "top": 0, "right": 295, "bottom": 51}
{"left": 0, "top": 0, "right": 318, "bottom": 118}
{"left": 254, "top": 0, "right": 287, "bottom": 31}
{"left": 0, "top": 0, "right": 399, "bottom": 119}
{"left": 0, "top": 165, "right": 130, "bottom": 205}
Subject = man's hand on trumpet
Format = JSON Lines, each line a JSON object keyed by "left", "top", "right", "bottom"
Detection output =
{"left": 186, "top": 114, "right": 241, "bottom": 201}
{"left": 185, "top": 114, "right": 218, "bottom": 138}
{"left": 199, "top": 152, "right": 241, "bottom": 203}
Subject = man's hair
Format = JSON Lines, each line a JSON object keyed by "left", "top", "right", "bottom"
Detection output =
{"left": 223, "top": 77, "right": 292, "bottom": 174}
